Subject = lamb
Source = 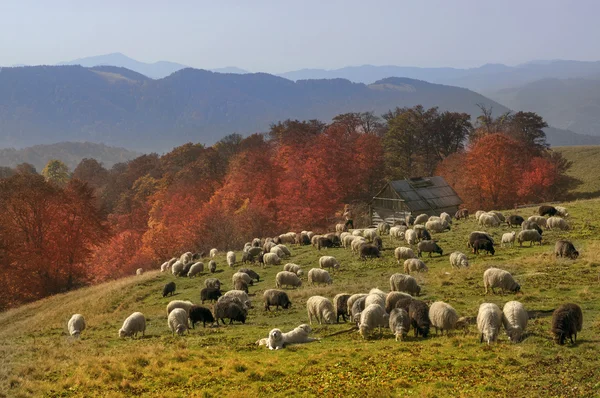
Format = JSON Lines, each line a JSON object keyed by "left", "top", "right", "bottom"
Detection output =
{"left": 425, "top": 219, "right": 450, "bottom": 233}
{"left": 263, "top": 252, "right": 281, "bottom": 266}
{"left": 359, "top": 243, "right": 381, "bottom": 260}
{"left": 210, "top": 248, "right": 218, "bottom": 258}
{"left": 263, "top": 289, "right": 292, "bottom": 311}
{"left": 306, "top": 296, "right": 336, "bottom": 324}
{"left": 483, "top": 267, "right": 520, "bottom": 294}
{"left": 118, "top": 312, "right": 146, "bottom": 338}
{"left": 413, "top": 214, "right": 429, "bottom": 225}
{"left": 417, "top": 240, "right": 443, "bottom": 257}
{"left": 214, "top": 297, "right": 247, "bottom": 325}
{"left": 275, "top": 271, "right": 302, "bottom": 288}
{"left": 270, "top": 246, "right": 286, "bottom": 258}
{"left": 208, "top": 260, "right": 217, "bottom": 273}
{"left": 405, "top": 229, "right": 417, "bottom": 245}
{"left": 395, "top": 247, "right": 416, "bottom": 263}
{"left": 527, "top": 216, "right": 548, "bottom": 228}
{"left": 468, "top": 231, "right": 494, "bottom": 248}
{"left": 168, "top": 308, "right": 189, "bottom": 336}
{"left": 162, "top": 281, "right": 176, "bottom": 297}
{"left": 308, "top": 268, "right": 333, "bottom": 285}
{"left": 403, "top": 258, "right": 428, "bottom": 274}
{"left": 501, "top": 232, "right": 516, "bottom": 248}
{"left": 136, "top": 268, "right": 143, "bottom": 275}
{"left": 223, "top": 290, "right": 252, "bottom": 309}
{"left": 189, "top": 305, "right": 215, "bottom": 328}
{"left": 385, "top": 291, "right": 412, "bottom": 313}
{"left": 472, "top": 239, "right": 495, "bottom": 255}
{"left": 389, "top": 273, "right": 421, "bottom": 296}
{"left": 449, "top": 251, "right": 469, "bottom": 268}
{"left": 171, "top": 261, "right": 184, "bottom": 276}
{"left": 283, "top": 263, "right": 303, "bottom": 276}
{"left": 359, "top": 304, "right": 389, "bottom": 338}
{"left": 506, "top": 215, "right": 525, "bottom": 227}
{"left": 538, "top": 205, "right": 557, "bottom": 217}
{"left": 554, "top": 240, "right": 579, "bottom": 259}
{"left": 226, "top": 251, "right": 236, "bottom": 268}
{"left": 166, "top": 300, "right": 194, "bottom": 315}
{"left": 389, "top": 308, "right": 410, "bottom": 341}
{"left": 547, "top": 216, "right": 569, "bottom": 231}
{"left": 502, "top": 301, "right": 528, "bottom": 342}
{"left": 517, "top": 229, "right": 542, "bottom": 246}
{"left": 555, "top": 206, "right": 569, "bottom": 217}
{"left": 551, "top": 303, "right": 583, "bottom": 345}
{"left": 200, "top": 287, "right": 222, "bottom": 303}
{"left": 477, "top": 303, "right": 502, "bottom": 344}
{"left": 333, "top": 293, "right": 351, "bottom": 323}
{"left": 319, "top": 256, "right": 340, "bottom": 271}
{"left": 204, "top": 278, "right": 221, "bottom": 290}
{"left": 67, "top": 314, "right": 86, "bottom": 338}
{"left": 428, "top": 301, "right": 460, "bottom": 335}
{"left": 187, "top": 262, "right": 204, "bottom": 277}
{"left": 257, "top": 324, "right": 319, "bottom": 350}
{"left": 409, "top": 300, "right": 430, "bottom": 338}
{"left": 232, "top": 272, "right": 254, "bottom": 287}
{"left": 455, "top": 209, "right": 469, "bottom": 220}
{"left": 479, "top": 213, "right": 500, "bottom": 227}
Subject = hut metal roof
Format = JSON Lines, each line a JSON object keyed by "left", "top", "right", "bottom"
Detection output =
{"left": 378, "top": 176, "right": 462, "bottom": 213}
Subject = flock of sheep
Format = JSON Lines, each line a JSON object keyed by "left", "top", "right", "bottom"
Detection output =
{"left": 67, "top": 204, "right": 583, "bottom": 350}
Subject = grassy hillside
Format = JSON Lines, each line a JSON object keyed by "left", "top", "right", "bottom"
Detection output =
{"left": 1, "top": 200, "right": 600, "bottom": 397}
{"left": 555, "top": 146, "right": 600, "bottom": 198}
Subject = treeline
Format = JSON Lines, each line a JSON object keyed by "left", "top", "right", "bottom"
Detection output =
{"left": 0, "top": 107, "right": 575, "bottom": 310}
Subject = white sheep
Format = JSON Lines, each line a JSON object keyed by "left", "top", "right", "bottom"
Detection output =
{"left": 389, "top": 273, "right": 420, "bottom": 296}
{"left": 378, "top": 222, "right": 390, "bottom": 235}
{"left": 136, "top": 268, "right": 143, "bottom": 275}
{"left": 475, "top": 210, "right": 485, "bottom": 221}
{"left": 160, "top": 261, "right": 170, "bottom": 272}
{"left": 307, "top": 268, "right": 333, "bottom": 285}
{"left": 351, "top": 229, "right": 364, "bottom": 237}
{"left": 166, "top": 300, "right": 194, "bottom": 316}
{"left": 168, "top": 308, "right": 189, "bottom": 336}
{"left": 171, "top": 261, "right": 184, "bottom": 276}
{"left": 501, "top": 232, "right": 516, "bottom": 248}
{"left": 232, "top": 272, "right": 253, "bottom": 286}
{"left": 428, "top": 301, "right": 460, "bottom": 335}
{"left": 389, "top": 226, "right": 406, "bottom": 241}
{"left": 347, "top": 294, "right": 368, "bottom": 316}
{"left": 180, "top": 252, "right": 193, "bottom": 265}
{"left": 223, "top": 290, "right": 253, "bottom": 309}
{"left": 276, "top": 244, "right": 291, "bottom": 257}
{"left": 405, "top": 229, "right": 417, "bottom": 245}
{"left": 394, "top": 247, "right": 416, "bottom": 263}
{"left": 283, "top": 263, "right": 303, "bottom": 276}
{"left": 363, "top": 228, "right": 378, "bottom": 242}
{"left": 263, "top": 252, "right": 281, "bottom": 266}
{"left": 425, "top": 219, "right": 450, "bottom": 233}
{"left": 336, "top": 223, "right": 347, "bottom": 233}
{"left": 527, "top": 216, "right": 547, "bottom": 228}
{"left": 413, "top": 214, "right": 429, "bottom": 225}
{"left": 483, "top": 267, "right": 520, "bottom": 294}
{"left": 118, "top": 312, "right": 146, "bottom": 338}
{"left": 319, "top": 256, "right": 340, "bottom": 271}
{"left": 351, "top": 237, "right": 366, "bottom": 254}
{"left": 403, "top": 258, "right": 428, "bottom": 274}
{"left": 477, "top": 303, "right": 502, "bottom": 344}
{"left": 342, "top": 234, "right": 357, "bottom": 249}
{"left": 187, "top": 262, "right": 204, "bottom": 277}
{"left": 257, "top": 324, "right": 319, "bottom": 349}
{"left": 449, "top": 251, "right": 469, "bottom": 268}
{"left": 547, "top": 216, "right": 569, "bottom": 231}
{"left": 204, "top": 278, "right": 221, "bottom": 290}
{"left": 226, "top": 251, "right": 236, "bottom": 267}
{"left": 517, "top": 229, "right": 542, "bottom": 246}
{"left": 306, "top": 296, "right": 336, "bottom": 324}
{"left": 275, "top": 271, "right": 302, "bottom": 288}
{"left": 440, "top": 212, "right": 452, "bottom": 225}
{"left": 210, "top": 248, "right": 218, "bottom": 258}
{"left": 270, "top": 246, "right": 286, "bottom": 259}
{"left": 389, "top": 308, "right": 410, "bottom": 341}
{"left": 67, "top": 314, "right": 86, "bottom": 338}
{"left": 502, "top": 300, "right": 528, "bottom": 343}
{"left": 364, "top": 293, "right": 386, "bottom": 310}
{"left": 479, "top": 213, "right": 500, "bottom": 227}
{"left": 359, "top": 303, "right": 389, "bottom": 338}
{"left": 555, "top": 206, "right": 569, "bottom": 217}
{"left": 385, "top": 291, "right": 412, "bottom": 313}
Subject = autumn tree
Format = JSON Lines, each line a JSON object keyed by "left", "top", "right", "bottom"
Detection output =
{"left": 72, "top": 158, "right": 109, "bottom": 190}
{"left": 42, "top": 159, "right": 71, "bottom": 186}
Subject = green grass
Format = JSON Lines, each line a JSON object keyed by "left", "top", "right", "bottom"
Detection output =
{"left": 555, "top": 145, "right": 600, "bottom": 198}
{"left": 2, "top": 200, "right": 600, "bottom": 397}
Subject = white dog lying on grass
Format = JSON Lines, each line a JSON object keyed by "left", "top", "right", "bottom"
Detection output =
{"left": 256, "top": 324, "right": 320, "bottom": 350}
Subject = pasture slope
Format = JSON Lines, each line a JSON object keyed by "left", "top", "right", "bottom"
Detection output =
{"left": 554, "top": 146, "right": 600, "bottom": 199}
{"left": 1, "top": 200, "right": 600, "bottom": 397}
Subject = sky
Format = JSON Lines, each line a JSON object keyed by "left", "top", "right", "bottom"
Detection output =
{"left": 0, "top": 0, "right": 598, "bottom": 73}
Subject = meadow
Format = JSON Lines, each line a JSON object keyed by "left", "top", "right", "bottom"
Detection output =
{"left": 555, "top": 145, "right": 600, "bottom": 198}
{"left": 1, "top": 199, "right": 600, "bottom": 397}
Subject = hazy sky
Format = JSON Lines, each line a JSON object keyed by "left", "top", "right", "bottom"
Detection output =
{"left": 0, "top": 0, "right": 598, "bottom": 72}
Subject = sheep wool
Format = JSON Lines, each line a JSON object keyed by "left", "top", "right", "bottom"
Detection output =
{"left": 502, "top": 301, "right": 528, "bottom": 342}
{"left": 263, "top": 252, "right": 282, "bottom": 266}
{"left": 359, "top": 303, "right": 389, "bottom": 338}
{"left": 395, "top": 247, "right": 416, "bottom": 263}
{"left": 187, "top": 262, "right": 204, "bottom": 277}
{"left": 477, "top": 303, "right": 502, "bottom": 344}
{"left": 226, "top": 251, "right": 236, "bottom": 268}
{"left": 428, "top": 301, "right": 459, "bottom": 335}
{"left": 168, "top": 308, "right": 189, "bottom": 336}
{"left": 306, "top": 296, "right": 336, "bottom": 325}
{"left": 449, "top": 251, "right": 469, "bottom": 268}
{"left": 319, "top": 256, "right": 340, "bottom": 271}
{"left": 483, "top": 267, "right": 520, "bottom": 294}
{"left": 389, "top": 273, "right": 421, "bottom": 296}
{"left": 275, "top": 271, "right": 302, "bottom": 289}
{"left": 308, "top": 268, "right": 333, "bottom": 285}
{"left": 166, "top": 300, "right": 194, "bottom": 316}
{"left": 389, "top": 308, "right": 410, "bottom": 341}
{"left": 118, "top": 312, "right": 146, "bottom": 338}
{"left": 403, "top": 258, "right": 428, "bottom": 274}
{"left": 68, "top": 314, "right": 86, "bottom": 338}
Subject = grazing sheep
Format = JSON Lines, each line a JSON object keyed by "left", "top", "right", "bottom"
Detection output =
{"left": 275, "top": 271, "right": 303, "bottom": 289}
{"left": 455, "top": 209, "right": 469, "bottom": 220}
{"left": 489, "top": 211, "right": 505, "bottom": 222}
{"left": 395, "top": 247, "right": 416, "bottom": 263}
{"left": 440, "top": 212, "right": 452, "bottom": 225}
{"left": 468, "top": 231, "right": 494, "bottom": 248}
{"left": 118, "top": 312, "right": 146, "bottom": 338}
{"left": 226, "top": 251, "right": 236, "bottom": 268}
{"left": 180, "top": 252, "right": 193, "bottom": 265}
{"left": 404, "top": 258, "right": 428, "bottom": 274}
{"left": 501, "top": 232, "right": 516, "bottom": 248}
{"left": 351, "top": 296, "right": 367, "bottom": 323}
{"left": 477, "top": 303, "right": 502, "bottom": 344}
{"left": 414, "top": 225, "right": 432, "bottom": 241}
{"left": 232, "top": 272, "right": 253, "bottom": 287}
{"left": 336, "top": 223, "right": 347, "bottom": 233}
{"left": 372, "top": 236, "right": 383, "bottom": 251}
{"left": 257, "top": 324, "right": 319, "bottom": 350}
{"left": 417, "top": 240, "right": 443, "bottom": 257}
{"left": 389, "top": 273, "right": 421, "bottom": 296}
{"left": 160, "top": 261, "right": 170, "bottom": 272}
{"left": 299, "top": 233, "right": 311, "bottom": 245}
{"left": 306, "top": 296, "right": 336, "bottom": 325}
{"left": 472, "top": 239, "right": 495, "bottom": 255}
{"left": 517, "top": 229, "right": 543, "bottom": 246}
{"left": 551, "top": 303, "right": 583, "bottom": 345}
{"left": 389, "top": 226, "right": 406, "bottom": 241}
{"left": 187, "top": 262, "right": 204, "bottom": 277}
{"left": 364, "top": 293, "right": 386, "bottom": 310}
{"left": 334, "top": 293, "right": 352, "bottom": 323}
{"left": 522, "top": 221, "right": 543, "bottom": 236}
{"left": 351, "top": 237, "right": 366, "bottom": 254}
{"left": 210, "top": 248, "right": 218, "bottom": 258}
{"left": 181, "top": 262, "right": 193, "bottom": 276}
{"left": 166, "top": 300, "right": 194, "bottom": 316}
{"left": 189, "top": 305, "right": 215, "bottom": 328}
{"left": 405, "top": 229, "right": 417, "bottom": 245}
{"left": 263, "top": 253, "right": 282, "bottom": 266}
{"left": 319, "top": 256, "right": 340, "bottom": 271}
{"left": 555, "top": 240, "right": 579, "bottom": 259}
{"left": 308, "top": 268, "right": 333, "bottom": 286}
{"left": 168, "top": 308, "right": 189, "bottom": 336}
{"left": 406, "top": 214, "right": 416, "bottom": 226}
{"left": 283, "top": 263, "right": 303, "bottom": 276}
{"left": 67, "top": 314, "right": 86, "bottom": 338}
{"left": 223, "top": 290, "right": 252, "bottom": 310}
{"left": 247, "top": 246, "right": 263, "bottom": 258}
{"left": 385, "top": 291, "right": 412, "bottom": 313}
{"left": 538, "top": 205, "right": 557, "bottom": 217}
{"left": 347, "top": 294, "right": 368, "bottom": 317}
{"left": 449, "top": 251, "right": 469, "bottom": 268}
{"left": 214, "top": 297, "right": 247, "bottom": 325}
{"left": 263, "top": 289, "right": 292, "bottom": 311}
{"left": 208, "top": 260, "right": 217, "bottom": 273}
{"left": 359, "top": 243, "right": 381, "bottom": 260}
{"left": 204, "top": 278, "right": 221, "bottom": 290}
{"left": 414, "top": 214, "right": 429, "bottom": 225}
{"left": 234, "top": 279, "right": 249, "bottom": 293}
{"left": 270, "top": 246, "right": 286, "bottom": 258}
{"left": 547, "top": 216, "right": 569, "bottom": 231}
{"left": 378, "top": 222, "right": 390, "bottom": 235}
{"left": 237, "top": 268, "right": 259, "bottom": 282}
{"left": 409, "top": 300, "right": 430, "bottom": 338}
{"left": 276, "top": 244, "right": 291, "bottom": 257}
{"left": 527, "top": 216, "right": 548, "bottom": 228}
{"left": 389, "top": 308, "right": 410, "bottom": 341}
{"left": 163, "top": 281, "right": 176, "bottom": 297}
{"left": 475, "top": 210, "right": 485, "bottom": 221}
{"left": 136, "top": 268, "right": 143, "bottom": 275}
{"left": 200, "top": 287, "right": 222, "bottom": 303}
{"left": 359, "top": 304, "right": 389, "bottom": 338}
{"left": 342, "top": 234, "right": 357, "bottom": 248}
{"left": 351, "top": 229, "right": 364, "bottom": 237}
{"left": 555, "top": 206, "right": 569, "bottom": 217}
{"left": 429, "top": 301, "right": 459, "bottom": 335}
{"left": 363, "top": 228, "right": 378, "bottom": 242}
{"left": 479, "top": 213, "right": 500, "bottom": 227}
{"left": 425, "top": 219, "right": 450, "bottom": 233}
{"left": 264, "top": 241, "right": 277, "bottom": 253}
{"left": 171, "top": 261, "right": 184, "bottom": 276}
{"left": 483, "top": 267, "right": 521, "bottom": 294}
{"left": 502, "top": 301, "right": 528, "bottom": 342}
{"left": 506, "top": 215, "right": 525, "bottom": 227}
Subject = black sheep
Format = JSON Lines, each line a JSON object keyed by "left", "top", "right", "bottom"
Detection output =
{"left": 554, "top": 240, "right": 579, "bottom": 260}
{"left": 472, "top": 239, "right": 495, "bottom": 255}
{"left": 372, "top": 236, "right": 383, "bottom": 251}
{"left": 359, "top": 243, "right": 381, "bottom": 260}
{"left": 334, "top": 294, "right": 351, "bottom": 323}
{"left": 299, "top": 233, "right": 311, "bottom": 245}
{"left": 189, "top": 305, "right": 215, "bottom": 328}
{"left": 162, "top": 281, "right": 176, "bottom": 297}
{"left": 406, "top": 214, "right": 415, "bottom": 226}
{"left": 200, "top": 287, "right": 222, "bottom": 303}
{"left": 551, "top": 303, "right": 583, "bottom": 345}
{"left": 507, "top": 215, "right": 525, "bottom": 227}
{"left": 214, "top": 298, "right": 247, "bottom": 325}
{"left": 263, "top": 289, "right": 292, "bottom": 311}
{"left": 416, "top": 228, "right": 431, "bottom": 241}
{"left": 317, "top": 237, "right": 335, "bottom": 250}
{"left": 468, "top": 232, "right": 494, "bottom": 248}
{"left": 538, "top": 205, "right": 558, "bottom": 217}
{"left": 409, "top": 300, "right": 430, "bottom": 338}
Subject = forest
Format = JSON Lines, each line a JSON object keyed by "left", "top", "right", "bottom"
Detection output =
{"left": 0, "top": 106, "right": 576, "bottom": 310}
